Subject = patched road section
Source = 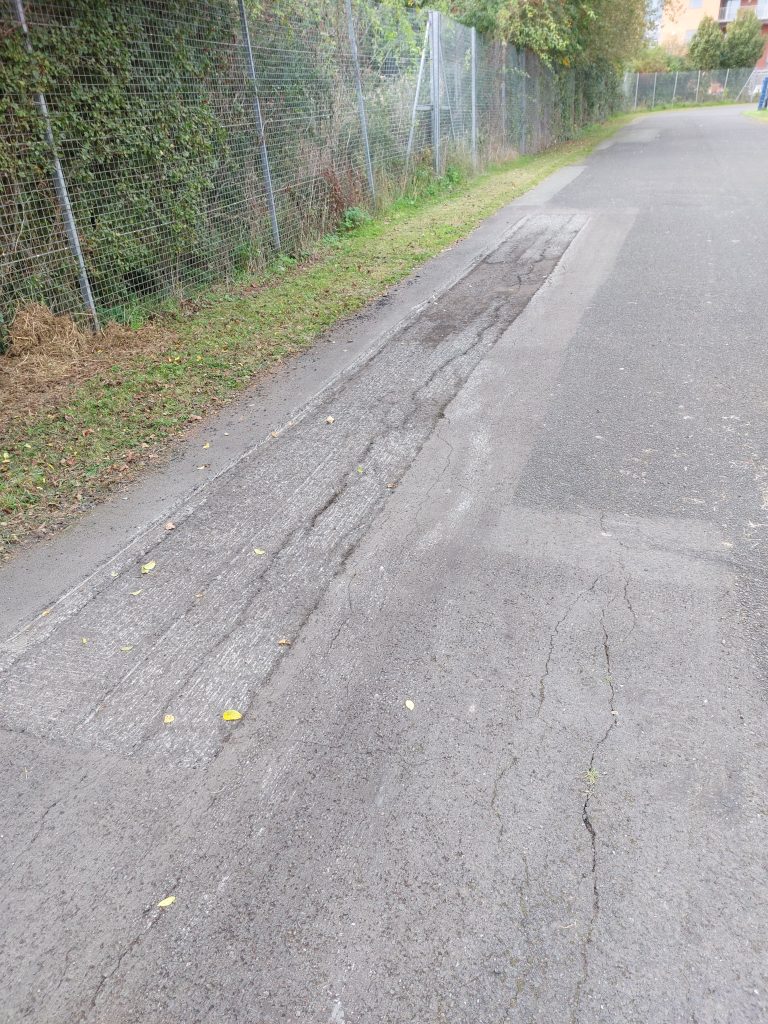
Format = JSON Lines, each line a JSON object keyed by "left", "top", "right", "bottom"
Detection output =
{"left": 1, "top": 211, "right": 585, "bottom": 764}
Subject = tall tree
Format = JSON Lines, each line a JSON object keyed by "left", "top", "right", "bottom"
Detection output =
{"left": 722, "top": 11, "right": 765, "bottom": 69}
{"left": 436, "top": 0, "right": 647, "bottom": 66}
{"left": 688, "top": 16, "right": 724, "bottom": 70}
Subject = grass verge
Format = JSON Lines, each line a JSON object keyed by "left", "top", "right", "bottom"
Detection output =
{"left": 743, "top": 109, "right": 768, "bottom": 121}
{"left": 0, "top": 114, "right": 634, "bottom": 555}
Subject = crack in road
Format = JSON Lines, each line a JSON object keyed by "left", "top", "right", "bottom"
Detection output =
{"left": 572, "top": 602, "right": 619, "bottom": 1020}
{"left": 537, "top": 576, "right": 602, "bottom": 714}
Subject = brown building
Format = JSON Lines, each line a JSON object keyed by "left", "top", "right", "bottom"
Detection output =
{"left": 659, "top": 0, "right": 721, "bottom": 51}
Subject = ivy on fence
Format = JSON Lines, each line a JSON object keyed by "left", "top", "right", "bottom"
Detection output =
{"left": 0, "top": 0, "right": 623, "bottom": 343}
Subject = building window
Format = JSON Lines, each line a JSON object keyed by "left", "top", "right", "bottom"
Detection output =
{"left": 685, "top": 29, "right": 696, "bottom": 41}
{"left": 690, "top": 0, "right": 702, "bottom": 7}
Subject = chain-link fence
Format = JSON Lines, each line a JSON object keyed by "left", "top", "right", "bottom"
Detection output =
{"left": 623, "top": 67, "right": 758, "bottom": 110}
{"left": 1, "top": 1, "right": 622, "bottom": 340}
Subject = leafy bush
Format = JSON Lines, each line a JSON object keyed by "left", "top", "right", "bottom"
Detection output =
{"left": 722, "top": 12, "right": 766, "bottom": 70}
{"left": 688, "top": 17, "right": 725, "bottom": 70}
{"left": 340, "top": 207, "right": 373, "bottom": 231}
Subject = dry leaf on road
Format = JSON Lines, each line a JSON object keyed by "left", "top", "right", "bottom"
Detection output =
{"left": 222, "top": 709, "right": 242, "bottom": 721}
{"left": 157, "top": 896, "right": 176, "bottom": 908}
{"left": 140, "top": 560, "right": 156, "bottom": 574}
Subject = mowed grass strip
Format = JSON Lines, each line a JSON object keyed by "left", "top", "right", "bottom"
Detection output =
{"left": 0, "top": 116, "right": 633, "bottom": 555}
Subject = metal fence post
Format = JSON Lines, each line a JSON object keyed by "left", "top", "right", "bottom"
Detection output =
{"left": 12, "top": 0, "right": 99, "bottom": 331}
{"left": 723, "top": 67, "right": 730, "bottom": 98}
{"left": 652, "top": 72, "right": 658, "bottom": 109}
{"left": 634, "top": 72, "right": 640, "bottom": 110}
{"left": 406, "top": 22, "right": 429, "bottom": 164}
{"left": 429, "top": 10, "right": 441, "bottom": 174}
{"left": 237, "top": 0, "right": 280, "bottom": 251}
{"left": 344, "top": 0, "right": 375, "bottom": 203}
{"left": 470, "top": 27, "right": 478, "bottom": 167}
{"left": 672, "top": 70, "right": 679, "bottom": 103}
{"left": 695, "top": 69, "right": 701, "bottom": 103}
{"left": 520, "top": 50, "right": 528, "bottom": 153}
{"left": 500, "top": 42, "right": 507, "bottom": 145}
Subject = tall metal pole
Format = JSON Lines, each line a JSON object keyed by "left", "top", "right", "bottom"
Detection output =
{"left": 500, "top": 42, "right": 507, "bottom": 146}
{"left": 651, "top": 72, "right": 658, "bottom": 109}
{"left": 12, "top": 0, "right": 99, "bottom": 331}
{"left": 238, "top": 0, "right": 280, "bottom": 250}
{"left": 344, "top": 0, "right": 375, "bottom": 203}
{"left": 695, "top": 69, "right": 701, "bottom": 104}
{"left": 520, "top": 50, "right": 528, "bottom": 153}
{"left": 470, "top": 27, "right": 478, "bottom": 167}
{"left": 406, "top": 23, "right": 429, "bottom": 164}
{"left": 438, "top": 37, "right": 457, "bottom": 142}
{"left": 672, "top": 70, "right": 679, "bottom": 103}
{"left": 634, "top": 72, "right": 640, "bottom": 110}
{"left": 723, "top": 67, "right": 730, "bottom": 99}
{"left": 429, "top": 11, "right": 441, "bottom": 174}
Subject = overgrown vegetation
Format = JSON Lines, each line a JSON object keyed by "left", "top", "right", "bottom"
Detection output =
{"left": 427, "top": 0, "right": 648, "bottom": 67}
{"left": 0, "top": 0, "right": 624, "bottom": 343}
{"left": 0, "top": 116, "right": 632, "bottom": 554}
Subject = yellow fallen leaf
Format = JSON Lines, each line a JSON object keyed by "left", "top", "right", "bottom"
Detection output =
{"left": 270, "top": 431, "right": 279, "bottom": 438}
{"left": 163, "top": 714, "right": 175, "bottom": 724}
{"left": 253, "top": 548, "right": 265, "bottom": 556}
{"left": 81, "top": 637, "right": 89, "bottom": 645}
{"left": 130, "top": 589, "right": 143, "bottom": 597}
{"left": 120, "top": 645, "right": 133, "bottom": 652}
{"left": 222, "top": 709, "right": 242, "bottom": 721}
{"left": 141, "top": 560, "right": 156, "bottom": 574}
{"left": 196, "top": 464, "right": 208, "bottom": 470}
{"left": 356, "top": 465, "right": 364, "bottom": 474}
{"left": 40, "top": 607, "right": 53, "bottom": 617}
{"left": 278, "top": 637, "right": 291, "bottom": 646}
{"left": 405, "top": 699, "right": 415, "bottom": 711}
{"left": 157, "top": 895, "right": 176, "bottom": 908}
{"left": 202, "top": 442, "right": 210, "bottom": 449}
{"left": 110, "top": 570, "right": 119, "bottom": 578}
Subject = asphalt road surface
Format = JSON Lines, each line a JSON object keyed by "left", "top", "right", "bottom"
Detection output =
{"left": 2, "top": 107, "right": 767, "bottom": 1024}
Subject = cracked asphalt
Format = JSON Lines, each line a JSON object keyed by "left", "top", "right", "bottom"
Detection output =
{"left": 1, "top": 106, "right": 767, "bottom": 1023}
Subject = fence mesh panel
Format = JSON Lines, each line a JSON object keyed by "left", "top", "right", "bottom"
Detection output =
{"left": 1, "top": 0, "right": 627, "bottom": 338}
{"left": 624, "top": 68, "right": 756, "bottom": 110}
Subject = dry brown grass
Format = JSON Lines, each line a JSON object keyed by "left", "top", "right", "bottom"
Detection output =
{"left": 1, "top": 303, "right": 176, "bottom": 432}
